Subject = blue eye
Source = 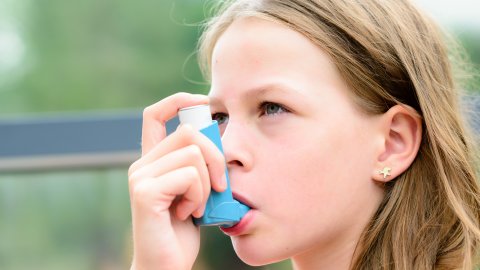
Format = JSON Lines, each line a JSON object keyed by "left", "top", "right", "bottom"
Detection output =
{"left": 212, "top": 112, "right": 229, "bottom": 125}
{"left": 260, "top": 102, "right": 288, "bottom": 116}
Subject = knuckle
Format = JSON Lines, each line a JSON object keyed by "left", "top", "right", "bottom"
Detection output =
{"left": 142, "top": 105, "right": 154, "bottom": 118}
{"left": 180, "top": 122, "right": 194, "bottom": 133}
{"left": 184, "top": 166, "right": 200, "bottom": 180}
{"left": 128, "top": 160, "right": 140, "bottom": 177}
{"left": 131, "top": 182, "right": 158, "bottom": 209}
{"left": 185, "top": 144, "right": 202, "bottom": 159}
{"left": 128, "top": 171, "right": 141, "bottom": 186}
{"left": 130, "top": 180, "right": 149, "bottom": 200}
{"left": 177, "top": 124, "right": 195, "bottom": 140}
{"left": 175, "top": 91, "right": 189, "bottom": 98}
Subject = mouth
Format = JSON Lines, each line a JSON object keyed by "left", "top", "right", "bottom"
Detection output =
{"left": 232, "top": 192, "right": 255, "bottom": 209}
{"left": 220, "top": 193, "right": 256, "bottom": 236}
{"left": 220, "top": 209, "right": 255, "bottom": 236}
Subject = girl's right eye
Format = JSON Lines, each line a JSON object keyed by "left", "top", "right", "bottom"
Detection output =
{"left": 212, "top": 112, "right": 229, "bottom": 126}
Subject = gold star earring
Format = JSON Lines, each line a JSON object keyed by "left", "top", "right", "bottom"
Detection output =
{"left": 377, "top": 167, "right": 392, "bottom": 179}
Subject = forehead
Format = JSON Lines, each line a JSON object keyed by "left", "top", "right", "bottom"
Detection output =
{"left": 209, "top": 17, "right": 339, "bottom": 97}
{"left": 213, "top": 17, "right": 306, "bottom": 59}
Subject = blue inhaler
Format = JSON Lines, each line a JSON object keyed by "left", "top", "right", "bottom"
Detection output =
{"left": 167, "top": 104, "right": 250, "bottom": 227}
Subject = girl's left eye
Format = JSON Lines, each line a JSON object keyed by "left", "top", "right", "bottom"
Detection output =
{"left": 260, "top": 102, "right": 289, "bottom": 116}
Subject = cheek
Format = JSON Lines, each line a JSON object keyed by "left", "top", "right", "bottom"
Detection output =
{"left": 259, "top": 118, "right": 376, "bottom": 223}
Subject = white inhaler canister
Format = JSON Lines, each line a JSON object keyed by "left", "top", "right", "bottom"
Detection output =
{"left": 177, "top": 104, "right": 249, "bottom": 227}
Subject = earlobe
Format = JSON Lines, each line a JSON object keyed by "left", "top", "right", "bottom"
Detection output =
{"left": 373, "top": 105, "right": 422, "bottom": 182}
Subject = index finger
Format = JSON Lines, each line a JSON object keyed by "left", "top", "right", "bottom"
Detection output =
{"left": 142, "top": 92, "right": 209, "bottom": 155}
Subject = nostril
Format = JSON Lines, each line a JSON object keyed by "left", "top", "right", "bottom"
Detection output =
{"left": 228, "top": 160, "right": 243, "bottom": 167}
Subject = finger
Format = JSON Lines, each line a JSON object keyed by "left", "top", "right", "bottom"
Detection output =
{"left": 130, "top": 145, "right": 211, "bottom": 217}
{"left": 159, "top": 166, "right": 203, "bottom": 221}
{"left": 141, "top": 92, "right": 209, "bottom": 155}
{"left": 131, "top": 124, "right": 227, "bottom": 192}
{"left": 131, "top": 166, "right": 203, "bottom": 221}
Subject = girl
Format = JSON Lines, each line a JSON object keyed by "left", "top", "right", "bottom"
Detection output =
{"left": 128, "top": 0, "right": 480, "bottom": 269}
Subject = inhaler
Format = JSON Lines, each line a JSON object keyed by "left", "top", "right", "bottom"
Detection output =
{"left": 166, "top": 104, "right": 250, "bottom": 227}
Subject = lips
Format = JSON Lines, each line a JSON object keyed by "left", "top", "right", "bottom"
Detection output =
{"left": 232, "top": 192, "right": 255, "bottom": 209}
{"left": 220, "top": 192, "right": 256, "bottom": 236}
{"left": 220, "top": 208, "right": 255, "bottom": 236}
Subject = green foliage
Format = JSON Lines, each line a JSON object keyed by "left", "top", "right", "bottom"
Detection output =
{"left": 0, "top": 169, "right": 132, "bottom": 270}
{"left": 0, "top": 0, "right": 208, "bottom": 115}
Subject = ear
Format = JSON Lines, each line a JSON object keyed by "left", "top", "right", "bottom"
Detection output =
{"left": 373, "top": 105, "right": 422, "bottom": 182}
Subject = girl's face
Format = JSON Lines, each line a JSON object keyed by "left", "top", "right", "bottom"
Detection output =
{"left": 208, "top": 17, "right": 385, "bottom": 266}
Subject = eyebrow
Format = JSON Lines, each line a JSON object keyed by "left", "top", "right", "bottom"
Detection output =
{"left": 209, "top": 83, "right": 304, "bottom": 106}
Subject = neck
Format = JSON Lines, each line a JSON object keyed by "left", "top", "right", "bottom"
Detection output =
{"left": 291, "top": 238, "right": 358, "bottom": 270}
{"left": 291, "top": 183, "right": 385, "bottom": 270}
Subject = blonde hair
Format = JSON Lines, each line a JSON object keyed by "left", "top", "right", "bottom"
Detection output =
{"left": 197, "top": 0, "right": 480, "bottom": 269}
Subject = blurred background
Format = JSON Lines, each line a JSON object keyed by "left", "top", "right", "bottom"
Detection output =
{"left": 0, "top": 0, "right": 478, "bottom": 269}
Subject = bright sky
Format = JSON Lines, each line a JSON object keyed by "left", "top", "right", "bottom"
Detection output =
{"left": 415, "top": 0, "right": 480, "bottom": 28}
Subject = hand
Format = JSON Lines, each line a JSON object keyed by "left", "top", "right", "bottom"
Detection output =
{"left": 128, "top": 92, "right": 227, "bottom": 270}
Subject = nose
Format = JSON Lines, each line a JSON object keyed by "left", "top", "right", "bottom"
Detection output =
{"left": 221, "top": 121, "right": 253, "bottom": 172}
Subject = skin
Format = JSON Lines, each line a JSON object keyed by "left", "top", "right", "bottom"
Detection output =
{"left": 129, "top": 17, "right": 422, "bottom": 270}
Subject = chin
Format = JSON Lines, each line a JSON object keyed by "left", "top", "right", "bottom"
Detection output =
{"left": 230, "top": 235, "right": 291, "bottom": 266}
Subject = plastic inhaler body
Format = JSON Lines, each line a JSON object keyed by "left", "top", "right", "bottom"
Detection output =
{"left": 169, "top": 105, "right": 250, "bottom": 227}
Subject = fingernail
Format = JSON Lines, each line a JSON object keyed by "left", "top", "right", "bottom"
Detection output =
{"left": 194, "top": 205, "right": 206, "bottom": 218}
{"left": 219, "top": 173, "right": 227, "bottom": 190}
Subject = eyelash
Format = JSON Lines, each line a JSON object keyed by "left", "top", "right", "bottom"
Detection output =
{"left": 258, "top": 101, "right": 289, "bottom": 117}
{"left": 211, "top": 101, "right": 289, "bottom": 125}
